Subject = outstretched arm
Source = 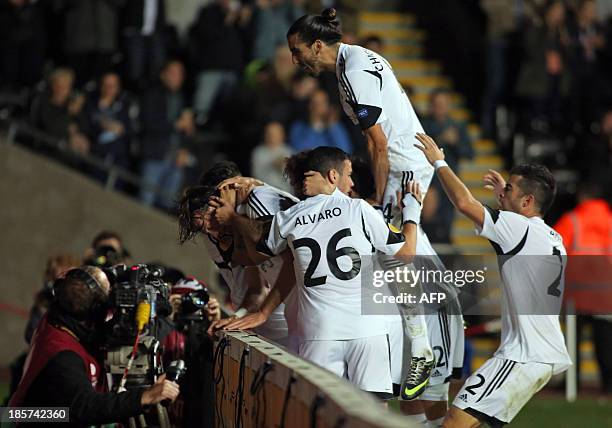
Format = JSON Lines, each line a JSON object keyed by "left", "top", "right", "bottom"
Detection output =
{"left": 414, "top": 133, "right": 485, "bottom": 228}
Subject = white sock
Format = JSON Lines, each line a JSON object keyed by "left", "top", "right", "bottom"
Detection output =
{"left": 405, "top": 413, "right": 428, "bottom": 425}
{"left": 405, "top": 317, "right": 433, "bottom": 360}
{"left": 427, "top": 416, "right": 445, "bottom": 427}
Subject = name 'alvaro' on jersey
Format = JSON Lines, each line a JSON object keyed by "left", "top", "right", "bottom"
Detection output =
{"left": 335, "top": 43, "right": 426, "bottom": 167}
{"left": 261, "top": 189, "right": 406, "bottom": 341}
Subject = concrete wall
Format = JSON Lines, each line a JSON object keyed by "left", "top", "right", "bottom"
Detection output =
{"left": 0, "top": 143, "right": 214, "bottom": 366}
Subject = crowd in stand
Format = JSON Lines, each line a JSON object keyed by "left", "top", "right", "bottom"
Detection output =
{"left": 0, "top": 0, "right": 367, "bottom": 212}
{"left": 481, "top": 0, "right": 612, "bottom": 170}
{"left": 2, "top": 0, "right": 611, "bottom": 242}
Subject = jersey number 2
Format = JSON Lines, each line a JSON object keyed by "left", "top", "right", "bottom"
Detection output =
{"left": 293, "top": 228, "right": 361, "bottom": 287}
{"left": 547, "top": 247, "right": 563, "bottom": 297}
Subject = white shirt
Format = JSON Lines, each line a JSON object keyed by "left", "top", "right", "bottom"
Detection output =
{"left": 477, "top": 207, "right": 572, "bottom": 374}
{"left": 203, "top": 184, "right": 298, "bottom": 311}
{"left": 142, "top": 0, "right": 158, "bottom": 36}
{"left": 262, "top": 189, "right": 406, "bottom": 340}
{"left": 203, "top": 235, "right": 247, "bottom": 308}
{"left": 335, "top": 43, "right": 430, "bottom": 172}
{"left": 237, "top": 184, "right": 300, "bottom": 333}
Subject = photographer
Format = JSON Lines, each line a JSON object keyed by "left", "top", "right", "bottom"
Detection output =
{"left": 9, "top": 266, "right": 179, "bottom": 426}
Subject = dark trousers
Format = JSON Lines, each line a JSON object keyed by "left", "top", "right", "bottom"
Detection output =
{"left": 123, "top": 32, "right": 166, "bottom": 90}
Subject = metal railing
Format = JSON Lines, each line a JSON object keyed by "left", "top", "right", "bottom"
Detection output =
{"left": 4, "top": 121, "right": 182, "bottom": 204}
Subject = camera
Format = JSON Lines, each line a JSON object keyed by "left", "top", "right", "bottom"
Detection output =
{"left": 103, "top": 264, "right": 171, "bottom": 389}
{"left": 172, "top": 277, "right": 210, "bottom": 331}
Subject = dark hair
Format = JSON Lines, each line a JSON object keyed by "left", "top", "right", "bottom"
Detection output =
{"left": 198, "top": 161, "right": 242, "bottom": 188}
{"left": 362, "top": 34, "right": 383, "bottom": 47}
{"left": 350, "top": 158, "right": 375, "bottom": 199}
{"left": 509, "top": 164, "right": 557, "bottom": 215}
{"left": 178, "top": 185, "right": 214, "bottom": 244}
{"left": 92, "top": 231, "right": 122, "bottom": 249}
{"left": 284, "top": 150, "right": 311, "bottom": 199}
{"left": 304, "top": 146, "right": 349, "bottom": 177}
{"left": 287, "top": 8, "right": 342, "bottom": 46}
{"left": 54, "top": 267, "right": 108, "bottom": 320}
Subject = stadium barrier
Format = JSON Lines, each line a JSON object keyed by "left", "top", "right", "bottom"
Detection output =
{"left": 215, "top": 331, "right": 416, "bottom": 428}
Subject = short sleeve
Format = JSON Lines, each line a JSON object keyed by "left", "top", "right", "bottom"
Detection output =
{"left": 245, "top": 186, "right": 297, "bottom": 219}
{"left": 476, "top": 206, "right": 529, "bottom": 253}
{"left": 360, "top": 200, "right": 405, "bottom": 255}
{"left": 258, "top": 212, "right": 289, "bottom": 256}
{"left": 343, "top": 69, "right": 388, "bottom": 130}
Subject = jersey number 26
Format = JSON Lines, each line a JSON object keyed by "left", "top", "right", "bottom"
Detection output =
{"left": 293, "top": 228, "right": 361, "bottom": 287}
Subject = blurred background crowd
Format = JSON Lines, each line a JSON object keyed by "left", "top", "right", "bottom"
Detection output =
{"left": 0, "top": 0, "right": 611, "bottom": 239}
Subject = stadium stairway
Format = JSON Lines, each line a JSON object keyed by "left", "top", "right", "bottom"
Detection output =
{"left": 357, "top": 11, "right": 503, "bottom": 255}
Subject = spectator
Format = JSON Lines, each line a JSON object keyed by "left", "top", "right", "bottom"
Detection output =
{"left": 30, "top": 68, "right": 90, "bottom": 155}
{"left": 421, "top": 89, "right": 473, "bottom": 243}
{"left": 515, "top": 0, "right": 571, "bottom": 133}
{"left": 421, "top": 89, "right": 473, "bottom": 170}
{"left": 122, "top": 0, "right": 167, "bottom": 90}
{"left": 54, "top": 0, "right": 125, "bottom": 87}
{"left": 0, "top": 0, "right": 46, "bottom": 90}
{"left": 567, "top": 0, "right": 609, "bottom": 131}
{"left": 361, "top": 34, "right": 384, "bottom": 54}
{"left": 288, "top": 89, "right": 352, "bottom": 153}
{"left": 80, "top": 72, "right": 132, "bottom": 186}
{"left": 287, "top": 71, "right": 319, "bottom": 123}
{"left": 188, "top": 0, "right": 249, "bottom": 125}
{"left": 480, "top": 0, "right": 519, "bottom": 138}
{"left": 139, "top": 60, "right": 195, "bottom": 211}
{"left": 251, "top": 121, "right": 293, "bottom": 192}
{"left": 574, "top": 108, "right": 612, "bottom": 174}
{"left": 253, "top": 0, "right": 304, "bottom": 61}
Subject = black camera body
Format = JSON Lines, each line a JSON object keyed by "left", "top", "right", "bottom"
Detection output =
{"left": 103, "top": 264, "right": 170, "bottom": 389}
{"left": 175, "top": 289, "right": 210, "bottom": 330}
{"left": 105, "top": 264, "right": 169, "bottom": 345}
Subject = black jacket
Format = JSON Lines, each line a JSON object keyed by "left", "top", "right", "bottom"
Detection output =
{"left": 122, "top": 0, "right": 165, "bottom": 34}
{"left": 139, "top": 84, "right": 187, "bottom": 160}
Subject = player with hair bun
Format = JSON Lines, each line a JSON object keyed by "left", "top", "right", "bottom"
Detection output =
{"left": 287, "top": 9, "right": 465, "bottom": 421}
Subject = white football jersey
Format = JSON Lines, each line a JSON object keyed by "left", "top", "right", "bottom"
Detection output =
{"left": 237, "top": 184, "right": 300, "bottom": 333}
{"left": 476, "top": 207, "right": 572, "bottom": 374}
{"left": 335, "top": 43, "right": 430, "bottom": 172}
{"left": 261, "top": 189, "right": 406, "bottom": 340}
{"left": 202, "top": 235, "right": 246, "bottom": 308}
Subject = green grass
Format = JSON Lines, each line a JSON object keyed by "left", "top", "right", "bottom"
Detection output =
{"left": 511, "top": 396, "right": 612, "bottom": 427}
{"left": 388, "top": 395, "right": 612, "bottom": 427}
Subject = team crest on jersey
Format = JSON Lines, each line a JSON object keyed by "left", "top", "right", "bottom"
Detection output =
{"left": 357, "top": 108, "right": 369, "bottom": 118}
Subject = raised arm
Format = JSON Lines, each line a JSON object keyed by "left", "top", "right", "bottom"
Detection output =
{"left": 414, "top": 133, "right": 485, "bottom": 228}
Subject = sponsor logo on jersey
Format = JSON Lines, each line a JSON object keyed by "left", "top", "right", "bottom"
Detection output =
{"left": 432, "top": 369, "right": 442, "bottom": 377}
{"left": 458, "top": 393, "right": 468, "bottom": 402}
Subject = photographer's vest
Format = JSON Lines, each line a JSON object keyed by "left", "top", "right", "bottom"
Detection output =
{"left": 9, "top": 314, "right": 105, "bottom": 407}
